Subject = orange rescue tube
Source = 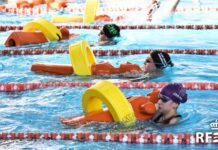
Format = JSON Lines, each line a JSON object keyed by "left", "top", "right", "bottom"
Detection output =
{"left": 47, "top": 0, "right": 67, "bottom": 9}
{"left": 31, "top": 62, "right": 142, "bottom": 76}
{"left": 60, "top": 96, "right": 157, "bottom": 126}
{"left": 31, "top": 63, "right": 74, "bottom": 75}
{"left": 95, "top": 14, "right": 112, "bottom": 22}
{"left": 119, "top": 62, "right": 142, "bottom": 73}
{"left": 91, "top": 62, "right": 142, "bottom": 76}
{"left": 31, "top": 0, "right": 46, "bottom": 5}
{"left": 4, "top": 32, "right": 48, "bottom": 47}
{"left": 17, "top": 1, "right": 33, "bottom": 8}
{"left": 5, "top": 27, "right": 76, "bottom": 47}
{"left": 91, "top": 62, "right": 120, "bottom": 75}
{"left": 17, "top": 0, "right": 45, "bottom": 8}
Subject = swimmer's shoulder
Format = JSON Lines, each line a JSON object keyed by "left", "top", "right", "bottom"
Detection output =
{"left": 168, "top": 115, "right": 182, "bottom": 125}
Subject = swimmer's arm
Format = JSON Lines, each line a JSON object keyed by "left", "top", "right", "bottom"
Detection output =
{"left": 163, "top": 0, "right": 180, "bottom": 15}
{"left": 153, "top": 0, "right": 180, "bottom": 21}
{"left": 146, "top": 0, "right": 156, "bottom": 10}
{"left": 169, "top": 0, "right": 180, "bottom": 13}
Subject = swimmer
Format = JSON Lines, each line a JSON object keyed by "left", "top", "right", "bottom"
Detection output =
{"left": 60, "top": 82, "right": 187, "bottom": 126}
{"left": 152, "top": 83, "right": 188, "bottom": 124}
{"left": 124, "top": 50, "right": 174, "bottom": 81}
{"left": 98, "top": 24, "right": 120, "bottom": 46}
{"left": 146, "top": 0, "right": 181, "bottom": 22}
{"left": 31, "top": 50, "right": 173, "bottom": 82}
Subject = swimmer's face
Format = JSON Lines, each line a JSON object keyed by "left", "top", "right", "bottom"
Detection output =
{"left": 98, "top": 30, "right": 110, "bottom": 42}
{"left": 157, "top": 96, "right": 178, "bottom": 113}
{"left": 143, "top": 56, "right": 157, "bottom": 72}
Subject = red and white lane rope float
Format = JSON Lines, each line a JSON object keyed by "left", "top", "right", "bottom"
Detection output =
{"left": 1, "top": 6, "right": 218, "bottom": 15}
{"left": 1, "top": 24, "right": 218, "bottom": 31}
{"left": 0, "top": 49, "right": 217, "bottom": 56}
{"left": 0, "top": 132, "right": 217, "bottom": 144}
{"left": 0, "top": 82, "right": 218, "bottom": 92}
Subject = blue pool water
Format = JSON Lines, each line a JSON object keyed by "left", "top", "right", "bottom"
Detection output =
{"left": 0, "top": 0, "right": 218, "bottom": 149}
{"left": 0, "top": 88, "right": 218, "bottom": 149}
{"left": 0, "top": 54, "right": 218, "bottom": 83}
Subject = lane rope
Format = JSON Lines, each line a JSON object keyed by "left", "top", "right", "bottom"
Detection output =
{"left": 1, "top": 6, "right": 218, "bottom": 15}
{"left": 0, "top": 82, "right": 217, "bottom": 92}
{"left": 0, "top": 49, "right": 217, "bottom": 56}
{"left": 0, "top": 132, "right": 216, "bottom": 144}
{"left": 1, "top": 24, "right": 218, "bottom": 31}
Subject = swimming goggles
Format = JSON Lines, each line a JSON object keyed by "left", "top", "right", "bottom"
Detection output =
{"left": 158, "top": 94, "right": 172, "bottom": 103}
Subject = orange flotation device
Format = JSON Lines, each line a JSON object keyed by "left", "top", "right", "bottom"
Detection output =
{"left": 31, "top": 63, "right": 73, "bottom": 75}
{"left": 5, "top": 27, "right": 78, "bottom": 47}
{"left": 31, "top": 41, "right": 142, "bottom": 76}
{"left": 95, "top": 14, "right": 112, "bottom": 22}
{"left": 91, "top": 62, "right": 120, "bottom": 75}
{"left": 1, "top": 0, "right": 65, "bottom": 9}
{"left": 92, "top": 62, "right": 142, "bottom": 75}
{"left": 32, "top": 62, "right": 142, "bottom": 76}
{"left": 17, "top": 1, "right": 33, "bottom": 8}
{"left": 16, "top": 0, "right": 45, "bottom": 8}
{"left": 5, "top": 32, "right": 48, "bottom": 47}
{"left": 47, "top": 0, "right": 68, "bottom": 9}
{"left": 60, "top": 89, "right": 159, "bottom": 126}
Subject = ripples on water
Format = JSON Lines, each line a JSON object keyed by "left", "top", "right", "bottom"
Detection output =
{"left": 0, "top": 54, "right": 218, "bottom": 83}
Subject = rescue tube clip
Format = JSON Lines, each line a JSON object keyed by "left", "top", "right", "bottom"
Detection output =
{"left": 52, "top": 0, "right": 99, "bottom": 23}
{"left": 69, "top": 40, "right": 96, "bottom": 75}
{"left": 82, "top": 80, "right": 136, "bottom": 126}
{"left": 23, "top": 18, "right": 62, "bottom": 41}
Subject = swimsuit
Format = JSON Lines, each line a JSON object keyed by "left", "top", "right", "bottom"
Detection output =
{"left": 153, "top": 113, "right": 181, "bottom": 124}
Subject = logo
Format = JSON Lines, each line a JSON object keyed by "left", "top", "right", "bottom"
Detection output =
{"left": 195, "top": 119, "right": 218, "bottom": 143}
{"left": 210, "top": 119, "right": 218, "bottom": 130}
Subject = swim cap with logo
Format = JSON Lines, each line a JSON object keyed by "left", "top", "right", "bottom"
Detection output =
{"left": 102, "top": 24, "right": 120, "bottom": 38}
{"left": 150, "top": 51, "right": 174, "bottom": 69}
{"left": 160, "top": 83, "right": 188, "bottom": 104}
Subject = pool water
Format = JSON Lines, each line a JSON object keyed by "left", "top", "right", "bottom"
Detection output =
{"left": 0, "top": 0, "right": 218, "bottom": 149}
{"left": 0, "top": 54, "right": 218, "bottom": 83}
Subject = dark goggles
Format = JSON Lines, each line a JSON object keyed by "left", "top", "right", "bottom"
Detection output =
{"left": 158, "top": 94, "right": 172, "bottom": 103}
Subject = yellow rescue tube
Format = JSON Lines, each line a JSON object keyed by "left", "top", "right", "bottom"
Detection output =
{"left": 52, "top": 16, "right": 83, "bottom": 23}
{"left": 82, "top": 80, "right": 136, "bottom": 126}
{"left": 23, "top": 18, "right": 62, "bottom": 41}
{"left": 83, "top": 0, "right": 99, "bottom": 23}
{"left": 69, "top": 40, "right": 96, "bottom": 75}
{"left": 51, "top": 0, "right": 99, "bottom": 23}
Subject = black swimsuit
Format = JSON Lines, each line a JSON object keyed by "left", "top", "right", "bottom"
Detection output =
{"left": 153, "top": 113, "right": 181, "bottom": 124}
